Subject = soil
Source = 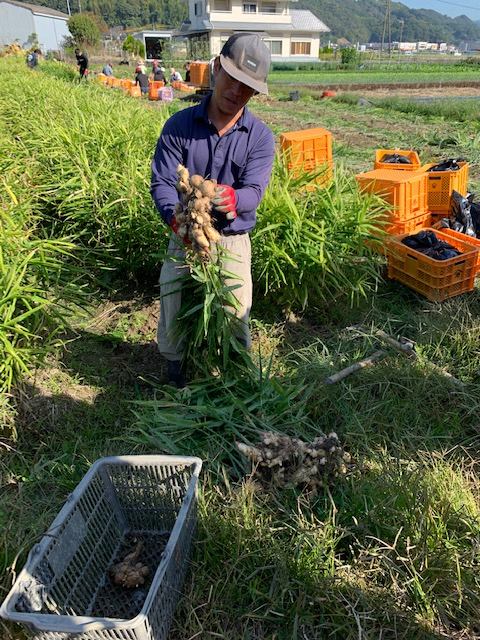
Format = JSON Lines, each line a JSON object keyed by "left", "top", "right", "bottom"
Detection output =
{"left": 295, "top": 80, "right": 480, "bottom": 100}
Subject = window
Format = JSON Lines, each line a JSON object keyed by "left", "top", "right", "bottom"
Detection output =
{"left": 262, "top": 3, "right": 277, "bottom": 12}
{"left": 194, "top": 1, "right": 202, "bottom": 16}
{"left": 266, "top": 40, "right": 282, "bottom": 55}
{"left": 291, "top": 41, "right": 311, "bottom": 55}
{"left": 243, "top": 3, "right": 257, "bottom": 12}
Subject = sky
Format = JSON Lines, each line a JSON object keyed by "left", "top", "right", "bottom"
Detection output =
{"left": 399, "top": 0, "right": 480, "bottom": 21}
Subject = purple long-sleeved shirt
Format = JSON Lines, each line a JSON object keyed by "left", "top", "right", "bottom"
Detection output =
{"left": 150, "top": 95, "right": 275, "bottom": 234}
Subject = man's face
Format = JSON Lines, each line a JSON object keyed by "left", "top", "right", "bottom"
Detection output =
{"left": 212, "top": 59, "right": 256, "bottom": 117}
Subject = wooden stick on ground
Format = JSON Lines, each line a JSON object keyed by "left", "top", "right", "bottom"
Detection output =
{"left": 337, "top": 324, "right": 465, "bottom": 389}
{"left": 326, "top": 350, "right": 386, "bottom": 385}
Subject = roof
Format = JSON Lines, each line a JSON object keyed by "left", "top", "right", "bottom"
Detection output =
{"left": 291, "top": 10, "right": 329, "bottom": 32}
{"left": 206, "top": 10, "right": 329, "bottom": 34}
{"left": 1, "top": 0, "right": 69, "bottom": 19}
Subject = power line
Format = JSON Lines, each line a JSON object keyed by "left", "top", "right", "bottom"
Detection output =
{"left": 427, "top": 0, "right": 480, "bottom": 13}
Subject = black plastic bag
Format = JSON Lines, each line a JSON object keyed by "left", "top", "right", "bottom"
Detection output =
{"left": 451, "top": 190, "right": 476, "bottom": 237}
{"left": 401, "top": 230, "right": 461, "bottom": 260}
{"left": 426, "top": 158, "right": 465, "bottom": 172}
{"left": 380, "top": 153, "right": 412, "bottom": 165}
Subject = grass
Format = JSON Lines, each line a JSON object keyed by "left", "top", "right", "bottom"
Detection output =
{"left": 2, "top": 53, "right": 480, "bottom": 639}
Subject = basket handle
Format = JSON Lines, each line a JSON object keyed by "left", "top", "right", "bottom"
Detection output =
{"left": 20, "top": 614, "right": 117, "bottom": 633}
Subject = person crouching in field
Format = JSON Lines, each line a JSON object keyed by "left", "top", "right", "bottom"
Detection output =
{"left": 135, "top": 67, "right": 149, "bottom": 94}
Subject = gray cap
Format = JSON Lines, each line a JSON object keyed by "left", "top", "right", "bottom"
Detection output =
{"left": 219, "top": 33, "right": 270, "bottom": 95}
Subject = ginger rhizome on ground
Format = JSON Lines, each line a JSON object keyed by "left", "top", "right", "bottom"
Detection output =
{"left": 174, "top": 164, "right": 221, "bottom": 257}
{"left": 237, "top": 431, "right": 350, "bottom": 494}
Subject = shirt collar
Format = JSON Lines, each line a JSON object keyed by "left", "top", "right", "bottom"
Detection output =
{"left": 195, "top": 94, "right": 250, "bottom": 132}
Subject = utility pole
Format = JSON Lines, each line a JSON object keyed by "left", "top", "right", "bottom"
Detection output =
{"left": 66, "top": 0, "right": 71, "bottom": 14}
{"left": 398, "top": 18, "right": 404, "bottom": 61}
{"left": 381, "top": 0, "right": 388, "bottom": 59}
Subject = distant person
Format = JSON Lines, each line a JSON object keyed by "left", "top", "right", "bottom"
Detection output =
{"left": 137, "top": 59, "right": 146, "bottom": 74}
{"left": 135, "top": 67, "right": 149, "bottom": 94}
{"left": 102, "top": 62, "right": 113, "bottom": 77}
{"left": 75, "top": 48, "right": 89, "bottom": 80}
{"left": 26, "top": 48, "right": 41, "bottom": 68}
{"left": 184, "top": 61, "right": 191, "bottom": 82}
{"left": 169, "top": 67, "right": 182, "bottom": 82}
{"left": 150, "top": 60, "right": 167, "bottom": 84}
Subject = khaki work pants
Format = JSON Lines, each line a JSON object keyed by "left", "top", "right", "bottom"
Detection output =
{"left": 157, "top": 233, "right": 252, "bottom": 361}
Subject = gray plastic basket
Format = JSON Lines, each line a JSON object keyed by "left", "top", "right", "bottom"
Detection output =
{"left": 0, "top": 455, "right": 202, "bottom": 639}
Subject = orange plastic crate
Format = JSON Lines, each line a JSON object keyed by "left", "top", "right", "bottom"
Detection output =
{"left": 280, "top": 128, "right": 333, "bottom": 184}
{"left": 440, "top": 227, "right": 480, "bottom": 275}
{"left": 356, "top": 168, "right": 427, "bottom": 223}
{"left": 112, "top": 77, "right": 122, "bottom": 88}
{"left": 416, "top": 162, "right": 469, "bottom": 213}
{"left": 129, "top": 85, "right": 142, "bottom": 97}
{"left": 148, "top": 80, "right": 164, "bottom": 99}
{"left": 387, "top": 211, "right": 432, "bottom": 235}
{"left": 374, "top": 149, "right": 421, "bottom": 171}
{"left": 386, "top": 228, "right": 479, "bottom": 301}
{"left": 189, "top": 62, "right": 210, "bottom": 87}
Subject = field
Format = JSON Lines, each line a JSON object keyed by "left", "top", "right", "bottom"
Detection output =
{"left": 2, "top": 54, "right": 480, "bottom": 640}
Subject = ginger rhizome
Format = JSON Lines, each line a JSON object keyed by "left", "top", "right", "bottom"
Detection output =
{"left": 237, "top": 431, "right": 350, "bottom": 494}
{"left": 174, "top": 164, "right": 221, "bottom": 257}
{"left": 109, "top": 541, "right": 150, "bottom": 588}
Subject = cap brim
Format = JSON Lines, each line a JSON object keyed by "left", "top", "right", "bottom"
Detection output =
{"left": 219, "top": 54, "right": 268, "bottom": 95}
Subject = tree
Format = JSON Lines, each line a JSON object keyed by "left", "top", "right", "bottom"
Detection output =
{"left": 122, "top": 34, "right": 145, "bottom": 58}
{"left": 67, "top": 12, "right": 101, "bottom": 47}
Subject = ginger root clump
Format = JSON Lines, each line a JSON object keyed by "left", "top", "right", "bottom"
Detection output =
{"left": 237, "top": 431, "right": 350, "bottom": 494}
{"left": 174, "top": 164, "right": 220, "bottom": 258}
{"left": 109, "top": 541, "right": 150, "bottom": 588}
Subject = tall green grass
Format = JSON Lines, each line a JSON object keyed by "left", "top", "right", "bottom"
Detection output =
{"left": 0, "top": 58, "right": 174, "bottom": 277}
{"left": 252, "top": 158, "right": 386, "bottom": 311}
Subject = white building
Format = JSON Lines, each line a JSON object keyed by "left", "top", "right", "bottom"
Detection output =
{"left": 0, "top": 0, "right": 70, "bottom": 52}
{"left": 178, "top": 0, "right": 329, "bottom": 61}
{"left": 131, "top": 30, "right": 173, "bottom": 61}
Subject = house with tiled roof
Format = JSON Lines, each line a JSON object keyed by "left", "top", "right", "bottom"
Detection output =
{"left": 0, "top": 0, "right": 70, "bottom": 51}
{"left": 177, "top": 0, "right": 329, "bottom": 61}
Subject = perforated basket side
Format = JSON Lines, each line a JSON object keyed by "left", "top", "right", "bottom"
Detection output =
{"left": 1, "top": 455, "right": 202, "bottom": 640}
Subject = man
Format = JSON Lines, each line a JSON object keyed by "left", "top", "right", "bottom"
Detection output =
{"left": 169, "top": 67, "right": 182, "bottom": 83}
{"left": 134, "top": 66, "right": 149, "bottom": 94}
{"left": 75, "top": 48, "right": 89, "bottom": 80}
{"left": 150, "top": 60, "right": 167, "bottom": 84}
{"left": 151, "top": 32, "right": 275, "bottom": 387}
{"left": 102, "top": 62, "right": 113, "bottom": 77}
{"left": 26, "top": 48, "right": 41, "bottom": 68}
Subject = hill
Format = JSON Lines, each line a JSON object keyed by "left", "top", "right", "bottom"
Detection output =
{"left": 297, "top": 0, "right": 480, "bottom": 44}
{"left": 9, "top": 0, "right": 480, "bottom": 42}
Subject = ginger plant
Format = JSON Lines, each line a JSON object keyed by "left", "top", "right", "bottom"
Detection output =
{"left": 165, "top": 165, "right": 247, "bottom": 372}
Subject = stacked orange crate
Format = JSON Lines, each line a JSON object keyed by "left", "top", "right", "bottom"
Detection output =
{"left": 355, "top": 168, "right": 430, "bottom": 235}
{"left": 280, "top": 128, "right": 333, "bottom": 187}
{"left": 415, "top": 162, "right": 469, "bottom": 222}
{"left": 148, "top": 80, "right": 164, "bottom": 99}
{"left": 189, "top": 62, "right": 210, "bottom": 88}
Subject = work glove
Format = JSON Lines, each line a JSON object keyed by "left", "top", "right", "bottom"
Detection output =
{"left": 170, "top": 216, "right": 191, "bottom": 244}
{"left": 211, "top": 184, "right": 237, "bottom": 221}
